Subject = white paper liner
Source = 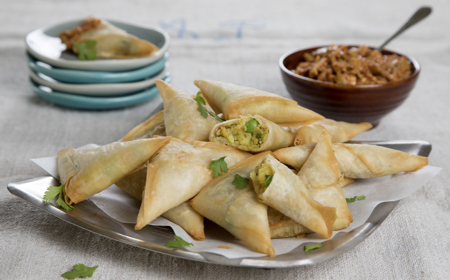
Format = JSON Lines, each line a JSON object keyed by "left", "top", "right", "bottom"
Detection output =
{"left": 31, "top": 144, "right": 441, "bottom": 259}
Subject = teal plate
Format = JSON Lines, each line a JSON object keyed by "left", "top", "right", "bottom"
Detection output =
{"left": 30, "top": 75, "right": 170, "bottom": 110}
{"left": 27, "top": 52, "right": 169, "bottom": 84}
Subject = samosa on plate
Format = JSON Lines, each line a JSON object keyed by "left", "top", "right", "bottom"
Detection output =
{"left": 161, "top": 201, "right": 205, "bottom": 240}
{"left": 293, "top": 119, "right": 372, "bottom": 145}
{"left": 135, "top": 140, "right": 251, "bottom": 230}
{"left": 273, "top": 143, "right": 428, "bottom": 179}
{"left": 266, "top": 132, "right": 353, "bottom": 238}
{"left": 250, "top": 154, "right": 336, "bottom": 239}
{"left": 59, "top": 17, "right": 159, "bottom": 59}
{"left": 156, "top": 80, "right": 221, "bottom": 144}
{"left": 114, "top": 150, "right": 206, "bottom": 240}
{"left": 267, "top": 207, "right": 311, "bottom": 238}
{"left": 194, "top": 80, "right": 324, "bottom": 127}
{"left": 57, "top": 137, "right": 171, "bottom": 205}
{"left": 297, "top": 132, "right": 353, "bottom": 230}
{"left": 209, "top": 115, "right": 294, "bottom": 152}
{"left": 191, "top": 152, "right": 275, "bottom": 256}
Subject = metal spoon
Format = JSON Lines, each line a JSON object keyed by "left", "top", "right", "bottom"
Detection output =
{"left": 377, "top": 6, "right": 432, "bottom": 51}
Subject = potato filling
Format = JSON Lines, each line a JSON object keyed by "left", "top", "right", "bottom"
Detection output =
{"left": 216, "top": 117, "right": 267, "bottom": 148}
{"left": 250, "top": 161, "right": 274, "bottom": 195}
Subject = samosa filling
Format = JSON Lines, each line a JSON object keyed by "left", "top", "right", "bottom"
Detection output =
{"left": 217, "top": 117, "right": 268, "bottom": 148}
{"left": 250, "top": 161, "right": 274, "bottom": 195}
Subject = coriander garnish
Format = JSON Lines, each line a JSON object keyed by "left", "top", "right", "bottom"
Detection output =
{"left": 193, "top": 92, "right": 224, "bottom": 122}
{"left": 232, "top": 174, "right": 250, "bottom": 190}
{"left": 304, "top": 243, "right": 323, "bottom": 252}
{"left": 61, "top": 263, "right": 98, "bottom": 279}
{"left": 73, "top": 40, "right": 97, "bottom": 60}
{"left": 166, "top": 235, "right": 193, "bottom": 249}
{"left": 210, "top": 156, "right": 229, "bottom": 177}
{"left": 346, "top": 195, "right": 366, "bottom": 203}
{"left": 43, "top": 184, "right": 74, "bottom": 211}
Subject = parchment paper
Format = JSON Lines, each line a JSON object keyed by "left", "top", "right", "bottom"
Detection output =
{"left": 31, "top": 144, "right": 441, "bottom": 259}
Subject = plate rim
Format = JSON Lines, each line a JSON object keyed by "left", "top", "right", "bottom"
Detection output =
{"left": 26, "top": 52, "right": 170, "bottom": 84}
{"left": 29, "top": 74, "right": 171, "bottom": 109}
{"left": 29, "top": 66, "right": 169, "bottom": 96}
{"left": 6, "top": 140, "right": 432, "bottom": 268}
{"left": 25, "top": 18, "right": 170, "bottom": 72}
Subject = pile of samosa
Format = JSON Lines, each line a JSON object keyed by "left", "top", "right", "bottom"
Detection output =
{"left": 57, "top": 79, "right": 428, "bottom": 257}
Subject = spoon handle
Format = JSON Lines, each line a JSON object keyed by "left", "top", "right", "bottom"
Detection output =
{"left": 377, "top": 6, "right": 432, "bottom": 51}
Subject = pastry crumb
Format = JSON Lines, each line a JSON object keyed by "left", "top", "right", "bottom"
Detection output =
{"left": 218, "top": 245, "right": 234, "bottom": 249}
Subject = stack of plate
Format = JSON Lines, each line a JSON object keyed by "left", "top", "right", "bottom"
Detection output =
{"left": 25, "top": 19, "right": 171, "bottom": 110}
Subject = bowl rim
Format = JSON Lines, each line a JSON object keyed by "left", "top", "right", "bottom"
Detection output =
{"left": 279, "top": 45, "right": 421, "bottom": 89}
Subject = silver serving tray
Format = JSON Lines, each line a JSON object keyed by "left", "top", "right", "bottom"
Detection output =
{"left": 7, "top": 140, "right": 431, "bottom": 268}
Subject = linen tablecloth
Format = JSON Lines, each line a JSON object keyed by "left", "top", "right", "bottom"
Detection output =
{"left": 1, "top": 0, "right": 449, "bottom": 279}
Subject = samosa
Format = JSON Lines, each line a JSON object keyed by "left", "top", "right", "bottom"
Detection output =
{"left": 156, "top": 80, "right": 220, "bottom": 144}
{"left": 57, "top": 137, "right": 170, "bottom": 205}
{"left": 191, "top": 152, "right": 275, "bottom": 256}
{"left": 194, "top": 80, "right": 324, "bottom": 127}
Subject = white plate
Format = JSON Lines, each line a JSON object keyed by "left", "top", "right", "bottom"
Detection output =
{"left": 29, "top": 66, "right": 168, "bottom": 96}
{"left": 25, "top": 18, "right": 170, "bottom": 72}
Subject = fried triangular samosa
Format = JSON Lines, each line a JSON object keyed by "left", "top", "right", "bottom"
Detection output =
{"left": 191, "top": 152, "right": 275, "bottom": 256}
{"left": 209, "top": 115, "right": 294, "bottom": 152}
{"left": 273, "top": 143, "right": 428, "bottom": 178}
{"left": 136, "top": 160, "right": 212, "bottom": 230}
{"left": 162, "top": 201, "right": 205, "bottom": 240}
{"left": 297, "top": 132, "right": 353, "bottom": 230}
{"left": 194, "top": 80, "right": 324, "bottom": 126}
{"left": 294, "top": 119, "right": 372, "bottom": 145}
{"left": 333, "top": 143, "right": 428, "bottom": 178}
{"left": 59, "top": 17, "right": 159, "bottom": 59}
{"left": 156, "top": 80, "right": 221, "bottom": 144}
{"left": 57, "top": 137, "right": 171, "bottom": 204}
{"left": 268, "top": 207, "right": 311, "bottom": 238}
{"left": 135, "top": 140, "right": 251, "bottom": 230}
{"left": 114, "top": 163, "right": 205, "bottom": 240}
{"left": 250, "top": 154, "right": 336, "bottom": 239}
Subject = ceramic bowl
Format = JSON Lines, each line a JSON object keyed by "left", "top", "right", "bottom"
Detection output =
{"left": 279, "top": 45, "right": 420, "bottom": 126}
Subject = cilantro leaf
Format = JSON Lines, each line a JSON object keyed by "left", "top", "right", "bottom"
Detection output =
{"left": 43, "top": 184, "right": 74, "bottom": 211}
{"left": 73, "top": 40, "right": 97, "bottom": 61}
{"left": 264, "top": 175, "right": 273, "bottom": 188}
{"left": 166, "top": 235, "right": 193, "bottom": 249}
{"left": 193, "top": 93, "right": 224, "bottom": 122}
{"left": 246, "top": 118, "right": 259, "bottom": 133}
{"left": 210, "top": 156, "right": 229, "bottom": 177}
{"left": 43, "top": 185, "right": 62, "bottom": 201}
{"left": 205, "top": 108, "right": 225, "bottom": 122}
{"left": 198, "top": 103, "right": 209, "bottom": 118}
{"left": 232, "top": 174, "right": 249, "bottom": 189}
{"left": 61, "top": 264, "right": 98, "bottom": 279}
{"left": 346, "top": 195, "right": 366, "bottom": 203}
{"left": 194, "top": 94, "right": 210, "bottom": 119}
{"left": 304, "top": 243, "right": 323, "bottom": 252}
{"left": 193, "top": 93, "right": 206, "bottom": 105}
